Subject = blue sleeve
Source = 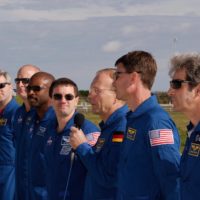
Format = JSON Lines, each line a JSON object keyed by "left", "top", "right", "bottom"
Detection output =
{"left": 76, "top": 140, "right": 122, "bottom": 188}
{"left": 149, "top": 119, "right": 181, "bottom": 200}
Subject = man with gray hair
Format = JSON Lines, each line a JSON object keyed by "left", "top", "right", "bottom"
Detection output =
{"left": 168, "top": 53, "right": 200, "bottom": 200}
{"left": 0, "top": 70, "right": 19, "bottom": 200}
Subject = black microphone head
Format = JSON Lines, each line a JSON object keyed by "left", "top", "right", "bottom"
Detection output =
{"left": 74, "top": 113, "right": 85, "bottom": 129}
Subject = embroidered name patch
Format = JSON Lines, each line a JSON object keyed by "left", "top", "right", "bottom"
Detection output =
{"left": 149, "top": 129, "right": 174, "bottom": 146}
{"left": 188, "top": 143, "right": 200, "bottom": 157}
{"left": 60, "top": 136, "right": 71, "bottom": 155}
{"left": 127, "top": 128, "right": 136, "bottom": 141}
{"left": 0, "top": 118, "right": 7, "bottom": 126}
{"left": 36, "top": 126, "right": 46, "bottom": 137}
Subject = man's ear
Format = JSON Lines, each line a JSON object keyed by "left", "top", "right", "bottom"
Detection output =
{"left": 195, "top": 84, "right": 200, "bottom": 96}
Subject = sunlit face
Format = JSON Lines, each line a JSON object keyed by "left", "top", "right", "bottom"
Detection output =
{"left": 168, "top": 69, "right": 197, "bottom": 113}
{"left": 51, "top": 85, "right": 79, "bottom": 118}
{"left": 113, "top": 63, "right": 132, "bottom": 101}
{"left": 16, "top": 67, "right": 39, "bottom": 100}
{"left": 88, "top": 73, "right": 116, "bottom": 116}
{"left": 0, "top": 75, "right": 13, "bottom": 104}
{"left": 27, "top": 77, "right": 50, "bottom": 108}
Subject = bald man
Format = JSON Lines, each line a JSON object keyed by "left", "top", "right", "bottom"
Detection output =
{"left": 16, "top": 72, "right": 55, "bottom": 200}
{"left": 14, "top": 64, "right": 41, "bottom": 200}
{"left": 15, "top": 64, "right": 40, "bottom": 111}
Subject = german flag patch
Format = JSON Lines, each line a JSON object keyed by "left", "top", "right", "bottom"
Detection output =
{"left": 112, "top": 131, "right": 124, "bottom": 143}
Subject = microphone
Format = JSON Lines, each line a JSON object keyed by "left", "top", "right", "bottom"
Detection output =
{"left": 71, "top": 113, "right": 85, "bottom": 159}
{"left": 74, "top": 113, "right": 85, "bottom": 129}
{"left": 63, "top": 113, "right": 85, "bottom": 200}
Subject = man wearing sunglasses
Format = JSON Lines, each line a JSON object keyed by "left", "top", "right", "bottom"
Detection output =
{"left": 70, "top": 68, "right": 128, "bottom": 200}
{"left": 168, "top": 53, "right": 200, "bottom": 200}
{"left": 0, "top": 70, "right": 19, "bottom": 200}
{"left": 113, "top": 51, "right": 180, "bottom": 200}
{"left": 45, "top": 77, "right": 100, "bottom": 200}
{"left": 17, "top": 71, "right": 55, "bottom": 200}
{"left": 14, "top": 64, "right": 40, "bottom": 200}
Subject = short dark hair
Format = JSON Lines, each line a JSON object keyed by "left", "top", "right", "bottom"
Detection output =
{"left": 49, "top": 77, "right": 79, "bottom": 98}
{"left": 115, "top": 50, "right": 157, "bottom": 89}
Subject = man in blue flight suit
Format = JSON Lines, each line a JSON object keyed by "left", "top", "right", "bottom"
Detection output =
{"left": 168, "top": 53, "right": 200, "bottom": 200}
{"left": 0, "top": 70, "right": 19, "bottom": 200}
{"left": 113, "top": 51, "right": 181, "bottom": 200}
{"left": 70, "top": 68, "right": 128, "bottom": 200}
{"left": 14, "top": 64, "right": 40, "bottom": 200}
{"left": 17, "top": 71, "right": 55, "bottom": 200}
{"left": 45, "top": 77, "right": 100, "bottom": 200}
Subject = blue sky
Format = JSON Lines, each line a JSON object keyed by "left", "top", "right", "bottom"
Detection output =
{"left": 0, "top": 0, "right": 200, "bottom": 91}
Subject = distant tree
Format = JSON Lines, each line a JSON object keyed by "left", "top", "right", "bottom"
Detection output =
{"left": 155, "top": 91, "right": 170, "bottom": 104}
{"left": 79, "top": 90, "right": 89, "bottom": 97}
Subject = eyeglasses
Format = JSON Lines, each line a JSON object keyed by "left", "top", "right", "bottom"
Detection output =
{"left": 15, "top": 78, "right": 30, "bottom": 85}
{"left": 26, "top": 85, "right": 47, "bottom": 92}
{"left": 89, "top": 87, "right": 115, "bottom": 95}
{"left": 113, "top": 71, "right": 131, "bottom": 80}
{"left": 53, "top": 93, "right": 75, "bottom": 101}
{"left": 0, "top": 82, "right": 10, "bottom": 89}
{"left": 113, "top": 71, "right": 141, "bottom": 80}
{"left": 170, "top": 79, "right": 196, "bottom": 89}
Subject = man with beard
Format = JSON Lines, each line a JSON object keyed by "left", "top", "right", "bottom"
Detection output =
{"left": 0, "top": 70, "right": 19, "bottom": 200}
{"left": 14, "top": 64, "right": 40, "bottom": 200}
{"left": 17, "top": 71, "right": 55, "bottom": 200}
{"left": 45, "top": 77, "right": 100, "bottom": 200}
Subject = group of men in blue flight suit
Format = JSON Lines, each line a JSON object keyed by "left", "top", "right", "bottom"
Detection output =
{"left": 70, "top": 68, "right": 128, "bottom": 200}
{"left": 1, "top": 51, "right": 200, "bottom": 200}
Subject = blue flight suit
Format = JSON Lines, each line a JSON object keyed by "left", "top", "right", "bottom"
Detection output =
{"left": 180, "top": 122, "right": 200, "bottom": 200}
{"left": 0, "top": 98, "right": 19, "bottom": 200}
{"left": 44, "top": 112, "right": 100, "bottom": 200}
{"left": 14, "top": 104, "right": 35, "bottom": 200}
{"left": 117, "top": 95, "right": 181, "bottom": 200}
{"left": 17, "top": 106, "right": 56, "bottom": 200}
{"left": 76, "top": 105, "right": 128, "bottom": 200}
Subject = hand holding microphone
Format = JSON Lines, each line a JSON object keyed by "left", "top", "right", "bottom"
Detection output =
{"left": 70, "top": 113, "right": 87, "bottom": 150}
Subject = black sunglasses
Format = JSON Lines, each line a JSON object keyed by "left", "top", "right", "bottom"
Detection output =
{"left": 26, "top": 85, "right": 47, "bottom": 92}
{"left": 170, "top": 79, "right": 195, "bottom": 89}
{"left": 0, "top": 82, "right": 10, "bottom": 89}
{"left": 15, "top": 78, "right": 30, "bottom": 85}
{"left": 53, "top": 93, "right": 75, "bottom": 101}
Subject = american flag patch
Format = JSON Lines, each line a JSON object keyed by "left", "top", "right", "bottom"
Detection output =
{"left": 149, "top": 129, "right": 174, "bottom": 146}
{"left": 86, "top": 132, "right": 100, "bottom": 146}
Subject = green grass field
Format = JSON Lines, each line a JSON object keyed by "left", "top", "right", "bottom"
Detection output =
{"left": 84, "top": 109, "right": 188, "bottom": 152}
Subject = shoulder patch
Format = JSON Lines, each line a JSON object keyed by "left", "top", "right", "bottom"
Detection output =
{"left": 86, "top": 132, "right": 100, "bottom": 146}
{"left": 149, "top": 129, "right": 174, "bottom": 146}
{"left": 112, "top": 131, "right": 124, "bottom": 142}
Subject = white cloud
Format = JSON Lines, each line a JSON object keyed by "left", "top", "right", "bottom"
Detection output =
{"left": 0, "top": 0, "right": 200, "bottom": 22}
{"left": 102, "top": 40, "right": 122, "bottom": 53}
